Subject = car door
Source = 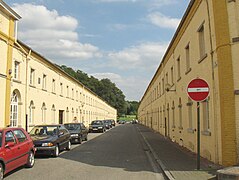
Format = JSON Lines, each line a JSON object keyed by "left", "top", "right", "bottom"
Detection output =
{"left": 13, "top": 129, "right": 30, "bottom": 164}
{"left": 58, "top": 127, "right": 67, "bottom": 150}
{"left": 3, "top": 130, "right": 21, "bottom": 172}
{"left": 80, "top": 124, "right": 87, "bottom": 139}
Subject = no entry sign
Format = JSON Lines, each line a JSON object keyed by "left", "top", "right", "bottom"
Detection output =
{"left": 187, "top": 78, "right": 209, "bottom": 102}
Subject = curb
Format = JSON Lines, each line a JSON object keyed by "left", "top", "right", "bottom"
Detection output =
{"left": 137, "top": 126, "right": 175, "bottom": 180}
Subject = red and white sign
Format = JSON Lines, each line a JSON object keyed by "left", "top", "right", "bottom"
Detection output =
{"left": 187, "top": 78, "right": 209, "bottom": 102}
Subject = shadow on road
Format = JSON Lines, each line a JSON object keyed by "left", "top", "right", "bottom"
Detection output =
{"left": 60, "top": 124, "right": 157, "bottom": 173}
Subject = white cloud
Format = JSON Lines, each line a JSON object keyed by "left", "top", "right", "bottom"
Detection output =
{"left": 147, "top": 12, "right": 180, "bottom": 29}
{"left": 90, "top": 72, "right": 148, "bottom": 100}
{"left": 13, "top": 3, "right": 101, "bottom": 61}
{"left": 107, "top": 42, "right": 168, "bottom": 71}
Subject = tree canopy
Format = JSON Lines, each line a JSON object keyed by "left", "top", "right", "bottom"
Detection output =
{"left": 60, "top": 65, "right": 133, "bottom": 116}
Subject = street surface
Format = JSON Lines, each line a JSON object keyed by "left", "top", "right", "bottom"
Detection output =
{"left": 5, "top": 124, "right": 165, "bottom": 180}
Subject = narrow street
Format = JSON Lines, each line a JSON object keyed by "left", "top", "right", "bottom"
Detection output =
{"left": 5, "top": 124, "right": 165, "bottom": 180}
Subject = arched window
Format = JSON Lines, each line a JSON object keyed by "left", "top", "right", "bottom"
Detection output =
{"left": 10, "top": 91, "right": 19, "bottom": 127}
{"left": 29, "top": 101, "right": 35, "bottom": 125}
{"left": 51, "top": 105, "right": 56, "bottom": 123}
{"left": 76, "top": 108, "right": 78, "bottom": 120}
{"left": 66, "top": 107, "right": 69, "bottom": 123}
{"left": 72, "top": 108, "right": 74, "bottom": 121}
{"left": 42, "top": 103, "right": 46, "bottom": 123}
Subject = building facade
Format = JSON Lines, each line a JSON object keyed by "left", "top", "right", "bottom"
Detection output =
{"left": 138, "top": 0, "right": 239, "bottom": 166}
{"left": 0, "top": 1, "right": 117, "bottom": 130}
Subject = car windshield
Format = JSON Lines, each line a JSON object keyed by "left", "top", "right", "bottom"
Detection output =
{"left": 30, "top": 126, "right": 58, "bottom": 136}
{"left": 91, "top": 121, "right": 103, "bottom": 125}
{"left": 64, "top": 124, "right": 80, "bottom": 130}
{"left": 0, "top": 132, "right": 2, "bottom": 147}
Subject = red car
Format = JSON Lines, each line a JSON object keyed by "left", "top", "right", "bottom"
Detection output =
{"left": 0, "top": 127, "right": 35, "bottom": 179}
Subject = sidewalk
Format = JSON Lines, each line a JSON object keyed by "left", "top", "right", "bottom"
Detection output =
{"left": 137, "top": 124, "right": 222, "bottom": 180}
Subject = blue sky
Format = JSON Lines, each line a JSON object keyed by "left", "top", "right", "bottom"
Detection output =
{"left": 5, "top": 0, "right": 190, "bottom": 101}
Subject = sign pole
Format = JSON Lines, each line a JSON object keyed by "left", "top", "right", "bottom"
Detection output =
{"left": 187, "top": 78, "right": 210, "bottom": 171}
{"left": 197, "top": 101, "right": 200, "bottom": 170}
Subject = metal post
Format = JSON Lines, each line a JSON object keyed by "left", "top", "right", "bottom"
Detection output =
{"left": 197, "top": 102, "right": 200, "bottom": 170}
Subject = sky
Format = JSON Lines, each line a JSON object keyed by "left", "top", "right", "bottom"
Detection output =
{"left": 5, "top": 0, "right": 190, "bottom": 101}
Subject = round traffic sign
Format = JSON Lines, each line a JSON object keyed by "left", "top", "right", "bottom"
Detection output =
{"left": 187, "top": 78, "right": 209, "bottom": 102}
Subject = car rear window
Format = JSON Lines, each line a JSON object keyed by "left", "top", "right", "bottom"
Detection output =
{"left": 64, "top": 124, "right": 81, "bottom": 130}
{"left": 30, "top": 126, "right": 58, "bottom": 136}
{"left": 91, "top": 121, "right": 103, "bottom": 125}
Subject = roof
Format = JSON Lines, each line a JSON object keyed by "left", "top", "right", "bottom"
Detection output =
{"left": 0, "top": 0, "right": 21, "bottom": 20}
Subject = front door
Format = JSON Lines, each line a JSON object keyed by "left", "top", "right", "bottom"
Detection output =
{"left": 59, "top": 110, "right": 64, "bottom": 124}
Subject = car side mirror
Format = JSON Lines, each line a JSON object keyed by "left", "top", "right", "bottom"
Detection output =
{"left": 5, "top": 142, "right": 15, "bottom": 148}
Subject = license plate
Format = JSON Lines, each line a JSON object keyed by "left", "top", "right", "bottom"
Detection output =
{"left": 93, "top": 128, "right": 98, "bottom": 130}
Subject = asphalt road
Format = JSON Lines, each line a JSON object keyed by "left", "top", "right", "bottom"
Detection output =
{"left": 5, "top": 124, "right": 165, "bottom": 180}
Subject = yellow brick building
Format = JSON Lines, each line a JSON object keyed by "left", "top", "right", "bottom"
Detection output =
{"left": 0, "top": 1, "right": 117, "bottom": 130}
{"left": 138, "top": 0, "right": 239, "bottom": 166}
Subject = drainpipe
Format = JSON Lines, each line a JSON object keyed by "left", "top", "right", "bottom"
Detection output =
{"left": 206, "top": 0, "right": 218, "bottom": 164}
{"left": 14, "top": 21, "right": 31, "bottom": 131}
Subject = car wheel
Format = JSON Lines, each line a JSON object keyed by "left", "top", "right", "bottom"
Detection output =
{"left": 53, "top": 145, "right": 59, "bottom": 157}
{"left": 26, "top": 151, "right": 35, "bottom": 168}
{"left": 66, "top": 141, "right": 71, "bottom": 151}
{"left": 0, "top": 163, "right": 4, "bottom": 180}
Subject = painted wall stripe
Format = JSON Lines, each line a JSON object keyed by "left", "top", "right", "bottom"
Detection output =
{"left": 188, "top": 87, "right": 209, "bottom": 92}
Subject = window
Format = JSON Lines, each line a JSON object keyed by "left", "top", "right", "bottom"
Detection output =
{"left": 29, "top": 101, "right": 34, "bottom": 125}
{"left": 30, "top": 68, "right": 35, "bottom": 85}
{"left": 42, "top": 74, "right": 47, "bottom": 90}
{"left": 60, "top": 83, "right": 63, "bottom": 95}
{"left": 185, "top": 44, "right": 190, "bottom": 72}
{"left": 5, "top": 131, "right": 16, "bottom": 144}
{"left": 178, "top": 98, "right": 183, "bottom": 129}
{"left": 76, "top": 91, "right": 78, "bottom": 101}
{"left": 172, "top": 101, "right": 175, "bottom": 128}
{"left": 177, "top": 57, "right": 181, "bottom": 80}
{"left": 10, "top": 91, "right": 18, "bottom": 127}
{"left": 13, "top": 129, "right": 27, "bottom": 143}
{"left": 67, "top": 86, "right": 69, "bottom": 97}
{"left": 187, "top": 98, "right": 193, "bottom": 129}
{"left": 202, "top": 99, "right": 210, "bottom": 131}
{"left": 198, "top": 24, "right": 206, "bottom": 59}
{"left": 66, "top": 107, "right": 69, "bottom": 122}
{"left": 72, "top": 88, "right": 74, "bottom": 99}
{"left": 42, "top": 103, "right": 46, "bottom": 123}
{"left": 14, "top": 61, "right": 20, "bottom": 80}
{"left": 162, "top": 78, "right": 165, "bottom": 94}
{"left": 52, "top": 79, "right": 56, "bottom": 93}
{"left": 171, "top": 67, "right": 174, "bottom": 85}
{"left": 51, "top": 105, "right": 56, "bottom": 123}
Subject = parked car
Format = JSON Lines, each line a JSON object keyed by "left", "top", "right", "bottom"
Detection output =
{"left": 0, "top": 127, "right": 35, "bottom": 180}
{"left": 64, "top": 123, "right": 88, "bottom": 144}
{"left": 103, "top": 120, "right": 112, "bottom": 129}
{"left": 118, "top": 120, "right": 126, "bottom": 124}
{"left": 111, "top": 120, "right": 116, "bottom": 127}
{"left": 29, "top": 125, "right": 71, "bottom": 157}
{"left": 88, "top": 120, "right": 106, "bottom": 133}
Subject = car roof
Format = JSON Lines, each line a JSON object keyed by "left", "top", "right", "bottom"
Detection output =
{"left": 64, "top": 123, "right": 82, "bottom": 124}
{"left": 34, "top": 124, "right": 62, "bottom": 127}
{"left": 0, "top": 127, "right": 25, "bottom": 131}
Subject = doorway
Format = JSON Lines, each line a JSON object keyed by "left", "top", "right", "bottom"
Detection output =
{"left": 59, "top": 110, "right": 64, "bottom": 124}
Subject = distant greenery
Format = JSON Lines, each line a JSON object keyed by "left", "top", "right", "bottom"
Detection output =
{"left": 60, "top": 65, "right": 140, "bottom": 117}
{"left": 118, "top": 115, "right": 137, "bottom": 121}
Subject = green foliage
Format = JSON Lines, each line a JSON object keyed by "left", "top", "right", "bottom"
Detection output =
{"left": 60, "top": 65, "right": 128, "bottom": 116}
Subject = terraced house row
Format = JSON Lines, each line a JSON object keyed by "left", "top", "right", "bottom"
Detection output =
{"left": 138, "top": 0, "right": 239, "bottom": 166}
{"left": 0, "top": 1, "right": 117, "bottom": 131}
